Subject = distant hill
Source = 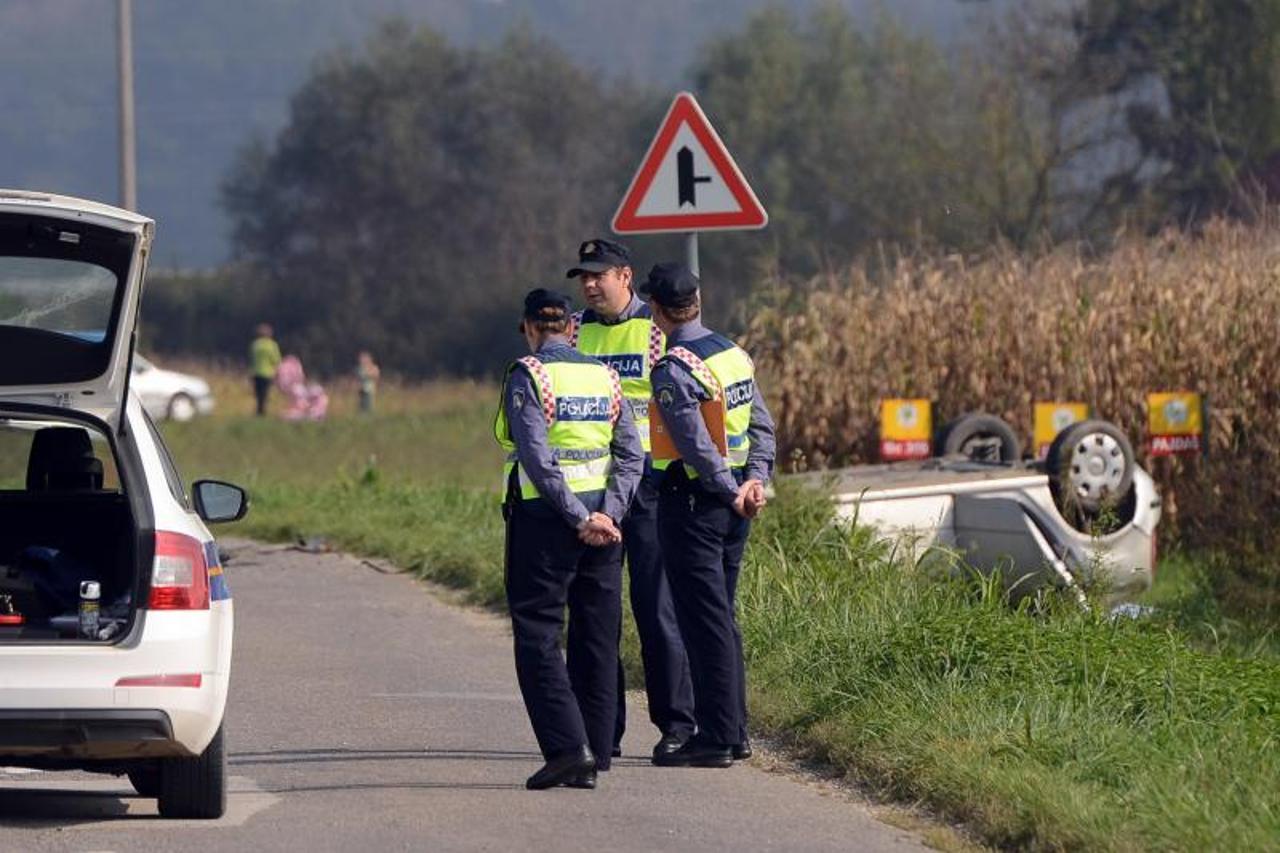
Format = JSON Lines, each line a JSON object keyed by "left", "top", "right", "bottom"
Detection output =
{"left": 0, "top": 0, "right": 991, "bottom": 268}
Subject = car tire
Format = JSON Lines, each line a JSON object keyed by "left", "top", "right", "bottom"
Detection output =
{"left": 939, "top": 412, "right": 1022, "bottom": 462}
{"left": 126, "top": 761, "right": 161, "bottom": 798}
{"left": 1046, "top": 419, "right": 1135, "bottom": 516}
{"left": 167, "top": 393, "right": 197, "bottom": 422}
{"left": 158, "top": 724, "right": 226, "bottom": 819}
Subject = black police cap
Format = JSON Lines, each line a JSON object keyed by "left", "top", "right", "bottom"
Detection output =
{"left": 638, "top": 262, "right": 699, "bottom": 308}
{"left": 522, "top": 287, "right": 573, "bottom": 319}
{"left": 565, "top": 238, "right": 631, "bottom": 277}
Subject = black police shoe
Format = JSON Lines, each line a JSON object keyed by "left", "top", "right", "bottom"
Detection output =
{"left": 732, "top": 737, "right": 753, "bottom": 760}
{"left": 652, "top": 732, "right": 687, "bottom": 760}
{"left": 565, "top": 770, "right": 598, "bottom": 789}
{"left": 611, "top": 745, "right": 623, "bottom": 758}
{"left": 526, "top": 745, "right": 596, "bottom": 790}
{"left": 651, "top": 737, "right": 733, "bottom": 768}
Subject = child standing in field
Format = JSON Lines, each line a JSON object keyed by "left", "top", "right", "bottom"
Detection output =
{"left": 357, "top": 351, "right": 381, "bottom": 414}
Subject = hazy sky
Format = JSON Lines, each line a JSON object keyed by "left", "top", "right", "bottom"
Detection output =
{"left": 0, "top": 0, "right": 1001, "bottom": 268}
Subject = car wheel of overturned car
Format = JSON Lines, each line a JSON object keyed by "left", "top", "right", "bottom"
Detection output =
{"left": 167, "top": 393, "right": 197, "bottom": 422}
{"left": 158, "top": 723, "right": 226, "bottom": 819}
{"left": 1046, "top": 419, "right": 1135, "bottom": 521}
{"left": 939, "top": 412, "right": 1022, "bottom": 462}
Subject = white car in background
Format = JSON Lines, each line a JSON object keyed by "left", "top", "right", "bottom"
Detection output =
{"left": 131, "top": 354, "right": 214, "bottom": 422}
{"left": 0, "top": 189, "right": 246, "bottom": 818}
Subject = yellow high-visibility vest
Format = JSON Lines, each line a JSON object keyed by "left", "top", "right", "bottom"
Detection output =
{"left": 571, "top": 306, "right": 665, "bottom": 453}
{"left": 494, "top": 353, "right": 622, "bottom": 501}
{"left": 650, "top": 332, "right": 755, "bottom": 476}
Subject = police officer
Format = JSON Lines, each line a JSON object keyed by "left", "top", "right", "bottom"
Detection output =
{"left": 566, "top": 238, "right": 697, "bottom": 760}
{"left": 494, "top": 288, "right": 644, "bottom": 789}
{"left": 642, "top": 263, "right": 776, "bottom": 768}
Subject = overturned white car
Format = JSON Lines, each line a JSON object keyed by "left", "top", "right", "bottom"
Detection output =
{"left": 790, "top": 414, "right": 1161, "bottom": 603}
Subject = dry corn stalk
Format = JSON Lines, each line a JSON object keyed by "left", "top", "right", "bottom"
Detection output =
{"left": 744, "top": 217, "right": 1280, "bottom": 614}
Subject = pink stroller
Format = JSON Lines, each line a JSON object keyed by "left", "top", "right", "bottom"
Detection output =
{"left": 275, "top": 355, "right": 329, "bottom": 421}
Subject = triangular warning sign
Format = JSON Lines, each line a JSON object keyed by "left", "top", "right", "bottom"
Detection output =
{"left": 612, "top": 92, "right": 768, "bottom": 235}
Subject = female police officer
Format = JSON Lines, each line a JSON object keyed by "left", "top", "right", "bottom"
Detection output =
{"left": 494, "top": 288, "right": 643, "bottom": 789}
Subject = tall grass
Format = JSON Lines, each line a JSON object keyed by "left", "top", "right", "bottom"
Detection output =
{"left": 165, "top": 387, "right": 1279, "bottom": 851}
{"left": 156, "top": 365, "right": 500, "bottom": 489}
{"left": 743, "top": 217, "right": 1280, "bottom": 617}
{"left": 741, "top": 486, "right": 1280, "bottom": 851}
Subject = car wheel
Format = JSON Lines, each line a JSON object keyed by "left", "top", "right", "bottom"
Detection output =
{"left": 1046, "top": 419, "right": 1135, "bottom": 516}
{"left": 126, "top": 761, "right": 161, "bottom": 798}
{"left": 158, "top": 724, "right": 226, "bottom": 819}
{"left": 939, "top": 412, "right": 1022, "bottom": 462}
{"left": 167, "top": 393, "right": 197, "bottom": 422}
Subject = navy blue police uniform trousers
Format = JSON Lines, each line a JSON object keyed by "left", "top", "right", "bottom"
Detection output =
{"left": 655, "top": 466, "right": 750, "bottom": 747}
{"left": 505, "top": 500, "right": 622, "bottom": 770}
{"left": 614, "top": 475, "right": 697, "bottom": 747}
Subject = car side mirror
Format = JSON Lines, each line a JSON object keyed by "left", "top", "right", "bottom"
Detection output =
{"left": 192, "top": 480, "right": 249, "bottom": 524}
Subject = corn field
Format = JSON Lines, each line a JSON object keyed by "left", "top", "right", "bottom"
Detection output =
{"left": 743, "top": 217, "right": 1280, "bottom": 616}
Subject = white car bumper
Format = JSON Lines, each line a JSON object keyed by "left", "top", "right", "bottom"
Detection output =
{"left": 0, "top": 603, "right": 232, "bottom": 758}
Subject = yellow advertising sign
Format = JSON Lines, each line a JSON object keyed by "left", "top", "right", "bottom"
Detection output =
{"left": 1148, "top": 392, "right": 1202, "bottom": 436}
{"left": 880, "top": 399, "right": 931, "bottom": 461}
{"left": 1033, "top": 402, "right": 1089, "bottom": 458}
{"left": 1148, "top": 391, "right": 1204, "bottom": 456}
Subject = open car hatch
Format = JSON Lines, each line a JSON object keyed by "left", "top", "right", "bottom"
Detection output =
{"left": 0, "top": 191, "right": 153, "bottom": 428}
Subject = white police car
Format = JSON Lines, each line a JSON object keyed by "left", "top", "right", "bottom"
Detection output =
{"left": 0, "top": 190, "right": 245, "bottom": 818}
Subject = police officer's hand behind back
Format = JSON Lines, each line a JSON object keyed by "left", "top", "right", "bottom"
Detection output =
{"left": 578, "top": 512, "right": 622, "bottom": 546}
{"left": 735, "top": 479, "right": 767, "bottom": 519}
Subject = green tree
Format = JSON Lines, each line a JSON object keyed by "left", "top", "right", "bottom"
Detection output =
{"left": 690, "top": 4, "right": 1071, "bottom": 289}
{"left": 222, "top": 20, "right": 653, "bottom": 376}
{"left": 1069, "top": 0, "right": 1280, "bottom": 222}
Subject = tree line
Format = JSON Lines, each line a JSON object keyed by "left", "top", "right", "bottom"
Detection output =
{"left": 141, "top": 1, "right": 1280, "bottom": 377}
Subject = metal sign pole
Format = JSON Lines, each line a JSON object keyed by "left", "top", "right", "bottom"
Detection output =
{"left": 685, "top": 232, "right": 699, "bottom": 278}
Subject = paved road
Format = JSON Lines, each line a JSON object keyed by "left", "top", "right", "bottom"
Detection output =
{"left": 0, "top": 540, "right": 928, "bottom": 852}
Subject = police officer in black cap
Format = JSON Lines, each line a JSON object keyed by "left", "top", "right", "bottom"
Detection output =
{"left": 494, "top": 288, "right": 644, "bottom": 789}
{"left": 566, "top": 238, "right": 697, "bottom": 761}
{"left": 642, "top": 263, "right": 776, "bottom": 768}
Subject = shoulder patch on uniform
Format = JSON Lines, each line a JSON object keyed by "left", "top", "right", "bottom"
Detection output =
{"left": 511, "top": 388, "right": 525, "bottom": 410}
{"left": 656, "top": 384, "right": 676, "bottom": 409}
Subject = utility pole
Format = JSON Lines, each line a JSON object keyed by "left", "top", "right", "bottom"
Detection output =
{"left": 117, "top": 0, "right": 137, "bottom": 211}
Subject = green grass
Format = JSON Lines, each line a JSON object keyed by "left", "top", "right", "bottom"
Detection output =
{"left": 160, "top": 383, "right": 500, "bottom": 491}
{"left": 162, "top": 397, "right": 1280, "bottom": 852}
{"left": 740, "top": 489, "right": 1280, "bottom": 851}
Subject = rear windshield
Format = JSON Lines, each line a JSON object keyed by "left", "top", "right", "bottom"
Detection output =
{"left": 0, "top": 213, "right": 135, "bottom": 386}
{"left": 0, "top": 258, "right": 117, "bottom": 342}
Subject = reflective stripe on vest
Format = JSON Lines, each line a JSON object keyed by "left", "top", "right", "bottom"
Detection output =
{"left": 572, "top": 310, "right": 665, "bottom": 453}
{"left": 653, "top": 340, "right": 755, "bottom": 474}
{"left": 517, "top": 455, "right": 613, "bottom": 496}
{"left": 494, "top": 356, "right": 622, "bottom": 501}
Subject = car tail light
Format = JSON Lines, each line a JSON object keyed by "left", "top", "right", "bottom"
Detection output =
{"left": 148, "top": 531, "right": 209, "bottom": 610}
{"left": 116, "top": 674, "right": 203, "bottom": 688}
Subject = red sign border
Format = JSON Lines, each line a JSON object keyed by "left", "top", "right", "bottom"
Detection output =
{"left": 612, "top": 92, "right": 768, "bottom": 234}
